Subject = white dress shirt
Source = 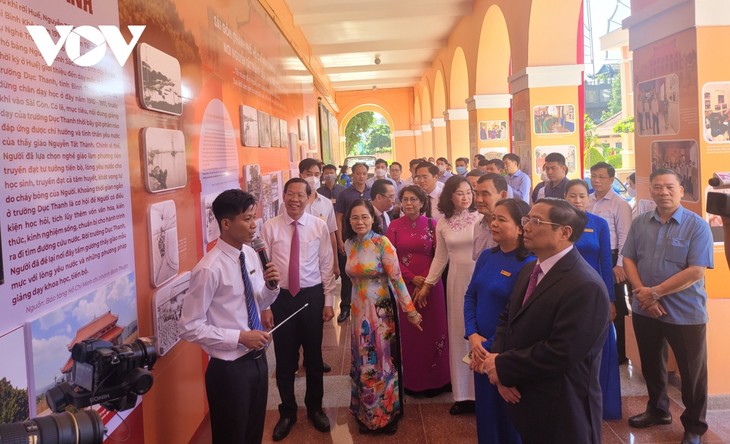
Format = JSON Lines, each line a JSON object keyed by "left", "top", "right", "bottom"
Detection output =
{"left": 179, "top": 240, "right": 279, "bottom": 361}
{"left": 428, "top": 181, "right": 445, "bottom": 222}
{"left": 587, "top": 189, "right": 632, "bottom": 266}
{"left": 534, "top": 245, "right": 574, "bottom": 286}
{"left": 262, "top": 212, "right": 336, "bottom": 305}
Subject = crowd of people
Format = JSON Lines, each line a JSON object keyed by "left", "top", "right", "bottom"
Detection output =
{"left": 178, "top": 152, "right": 713, "bottom": 444}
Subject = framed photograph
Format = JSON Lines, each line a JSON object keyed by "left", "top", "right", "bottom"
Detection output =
{"left": 513, "top": 110, "right": 527, "bottom": 142}
{"left": 533, "top": 105, "right": 575, "bottom": 134}
{"left": 148, "top": 200, "right": 179, "bottom": 287}
{"left": 636, "top": 74, "right": 680, "bottom": 136}
{"left": 258, "top": 111, "right": 271, "bottom": 148}
{"left": 515, "top": 143, "right": 532, "bottom": 177}
{"left": 260, "top": 174, "right": 274, "bottom": 222}
{"left": 702, "top": 82, "right": 730, "bottom": 143}
{"left": 271, "top": 117, "right": 281, "bottom": 148}
{"left": 279, "top": 119, "right": 288, "bottom": 148}
{"left": 202, "top": 192, "right": 221, "bottom": 251}
{"left": 307, "top": 115, "right": 318, "bottom": 152}
{"left": 142, "top": 128, "right": 187, "bottom": 193}
{"left": 534, "top": 145, "right": 578, "bottom": 174}
{"left": 479, "top": 120, "right": 508, "bottom": 141}
{"left": 240, "top": 105, "right": 259, "bottom": 147}
{"left": 243, "top": 164, "right": 262, "bottom": 203}
{"left": 137, "top": 43, "right": 182, "bottom": 115}
{"left": 650, "top": 139, "right": 699, "bottom": 202}
{"left": 298, "top": 118, "right": 307, "bottom": 142}
{"left": 479, "top": 147, "right": 509, "bottom": 160}
{"left": 153, "top": 272, "right": 191, "bottom": 356}
{"left": 271, "top": 170, "right": 283, "bottom": 217}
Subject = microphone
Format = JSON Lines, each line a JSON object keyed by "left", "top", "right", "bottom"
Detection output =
{"left": 251, "top": 238, "right": 277, "bottom": 289}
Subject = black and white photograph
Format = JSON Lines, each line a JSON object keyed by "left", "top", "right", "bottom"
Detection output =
{"left": 0, "top": 327, "right": 29, "bottom": 425}
{"left": 143, "top": 128, "right": 187, "bottom": 193}
{"left": 240, "top": 105, "right": 259, "bottom": 147}
{"left": 258, "top": 111, "right": 272, "bottom": 148}
{"left": 243, "top": 164, "right": 262, "bottom": 203}
{"left": 702, "top": 82, "right": 730, "bottom": 143}
{"left": 279, "top": 119, "right": 288, "bottom": 148}
{"left": 260, "top": 174, "right": 275, "bottom": 221}
{"left": 298, "top": 118, "right": 307, "bottom": 142}
{"left": 149, "top": 200, "right": 179, "bottom": 288}
{"left": 271, "top": 170, "right": 283, "bottom": 218}
{"left": 271, "top": 116, "right": 281, "bottom": 148}
{"left": 636, "top": 74, "right": 680, "bottom": 136}
{"left": 137, "top": 43, "right": 182, "bottom": 116}
{"left": 651, "top": 140, "right": 700, "bottom": 202}
{"left": 153, "top": 272, "right": 191, "bottom": 356}
{"left": 203, "top": 192, "right": 221, "bottom": 249}
{"left": 307, "top": 115, "right": 318, "bottom": 151}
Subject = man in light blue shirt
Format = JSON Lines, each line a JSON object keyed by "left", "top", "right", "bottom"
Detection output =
{"left": 622, "top": 169, "right": 713, "bottom": 444}
{"left": 503, "top": 153, "right": 531, "bottom": 204}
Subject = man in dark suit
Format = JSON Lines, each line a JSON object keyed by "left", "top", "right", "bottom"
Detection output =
{"left": 482, "top": 198, "right": 611, "bottom": 444}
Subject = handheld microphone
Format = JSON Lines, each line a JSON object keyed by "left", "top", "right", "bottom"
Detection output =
{"left": 251, "top": 238, "right": 277, "bottom": 289}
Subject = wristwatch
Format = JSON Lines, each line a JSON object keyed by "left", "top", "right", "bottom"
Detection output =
{"left": 650, "top": 287, "right": 660, "bottom": 301}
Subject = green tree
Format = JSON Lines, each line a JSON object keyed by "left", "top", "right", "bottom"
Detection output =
{"left": 367, "top": 124, "right": 392, "bottom": 152}
{"left": 613, "top": 116, "right": 635, "bottom": 134}
{"left": 345, "top": 112, "right": 375, "bottom": 155}
{"left": 601, "top": 76, "right": 622, "bottom": 121}
{"left": 0, "top": 377, "right": 29, "bottom": 424}
{"left": 584, "top": 115, "right": 604, "bottom": 168}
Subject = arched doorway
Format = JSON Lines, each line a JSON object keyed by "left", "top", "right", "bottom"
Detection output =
{"left": 339, "top": 106, "right": 395, "bottom": 164}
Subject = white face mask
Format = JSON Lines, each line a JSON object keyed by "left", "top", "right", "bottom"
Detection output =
{"left": 375, "top": 168, "right": 387, "bottom": 178}
{"left": 323, "top": 173, "right": 336, "bottom": 183}
{"left": 304, "top": 176, "right": 319, "bottom": 192}
{"left": 438, "top": 164, "right": 446, "bottom": 173}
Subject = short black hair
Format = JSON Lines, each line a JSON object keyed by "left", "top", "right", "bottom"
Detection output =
{"left": 627, "top": 172, "right": 636, "bottom": 184}
{"left": 493, "top": 198, "right": 532, "bottom": 261}
{"left": 370, "top": 179, "right": 394, "bottom": 200}
{"left": 212, "top": 189, "right": 257, "bottom": 228}
{"left": 284, "top": 177, "right": 311, "bottom": 196}
{"left": 398, "top": 185, "right": 428, "bottom": 214}
{"left": 390, "top": 161, "right": 402, "bottom": 170}
{"left": 409, "top": 158, "right": 422, "bottom": 169}
{"left": 534, "top": 197, "right": 587, "bottom": 242}
{"left": 650, "top": 168, "right": 682, "bottom": 183}
{"left": 565, "top": 179, "right": 590, "bottom": 196}
{"left": 438, "top": 175, "right": 476, "bottom": 218}
{"left": 455, "top": 157, "right": 469, "bottom": 165}
{"left": 475, "top": 154, "right": 486, "bottom": 162}
{"left": 299, "top": 158, "right": 320, "bottom": 173}
{"left": 477, "top": 172, "right": 508, "bottom": 193}
{"left": 416, "top": 161, "right": 439, "bottom": 176}
{"left": 502, "top": 153, "right": 520, "bottom": 165}
{"left": 590, "top": 161, "right": 616, "bottom": 178}
{"left": 487, "top": 159, "right": 506, "bottom": 171}
{"left": 466, "top": 169, "right": 484, "bottom": 178}
{"left": 323, "top": 164, "right": 337, "bottom": 173}
{"left": 351, "top": 162, "right": 369, "bottom": 174}
{"left": 342, "top": 199, "right": 382, "bottom": 240}
{"left": 544, "top": 152, "right": 566, "bottom": 166}
{"left": 375, "top": 158, "right": 388, "bottom": 167}
{"left": 478, "top": 158, "right": 490, "bottom": 167}
{"left": 436, "top": 157, "right": 449, "bottom": 164}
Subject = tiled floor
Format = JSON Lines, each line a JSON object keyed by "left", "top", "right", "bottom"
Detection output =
{"left": 191, "top": 310, "right": 730, "bottom": 444}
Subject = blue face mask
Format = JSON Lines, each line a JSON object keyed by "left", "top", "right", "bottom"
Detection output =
{"left": 456, "top": 166, "right": 467, "bottom": 175}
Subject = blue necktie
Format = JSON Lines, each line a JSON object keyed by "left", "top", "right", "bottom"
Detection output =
{"left": 240, "top": 252, "right": 263, "bottom": 331}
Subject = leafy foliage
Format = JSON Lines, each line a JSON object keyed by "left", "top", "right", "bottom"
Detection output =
{"left": 0, "top": 377, "right": 29, "bottom": 424}
{"left": 613, "top": 116, "right": 635, "bottom": 134}
{"left": 601, "top": 76, "right": 622, "bottom": 121}
{"left": 345, "top": 113, "right": 392, "bottom": 155}
{"left": 584, "top": 115, "right": 604, "bottom": 168}
{"left": 606, "top": 153, "right": 623, "bottom": 169}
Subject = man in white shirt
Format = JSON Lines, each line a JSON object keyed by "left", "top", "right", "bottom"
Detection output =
{"left": 370, "top": 179, "right": 395, "bottom": 233}
{"left": 415, "top": 161, "right": 445, "bottom": 221}
{"left": 261, "top": 178, "right": 336, "bottom": 441}
{"left": 436, "top": 157, "right": 453, "bottom": 183}
{"left": 180, "top": 189, "right": 281, "bottom": 444}
{"left": 366, "top": 158, "right": 396, "bottom": 188}
{"left": 587, "top": 161, "right": 633, "bottom": 364}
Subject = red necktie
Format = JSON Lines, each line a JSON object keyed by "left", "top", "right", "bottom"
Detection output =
{"left": 289, "top": 221, "right": 300, "bottom": 296}
{"left": 521, "top": 264, "right": 542, "bottom": 306}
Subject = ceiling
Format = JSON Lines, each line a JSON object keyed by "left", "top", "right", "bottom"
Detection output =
{"left": 285, "top": 0, "right": 474, "bottom": 92}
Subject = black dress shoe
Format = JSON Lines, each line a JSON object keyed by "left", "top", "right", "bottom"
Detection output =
{"left": 681, "top": 431, "right": 702, "bottom": 444}
{"left": 337, "top": 309, "right": 350, "bottom": 323}
{"left": 323, "top": 361, "right": 332, "bottom": 373}
{"left": 628, "top": 410, "right": 672, "bottom": 428}
{"left": 449, "top": 400, "right": 475, "bottom": 415}
{"left": 272, "top": 417, "right": 296, "bottom": 441}
{"left": 307, "top": 409, "right": 330, "bottom": 432}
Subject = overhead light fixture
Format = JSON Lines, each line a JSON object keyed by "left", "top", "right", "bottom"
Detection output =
{"left": 374, "top": 54, "right": 381, "bottom": 65}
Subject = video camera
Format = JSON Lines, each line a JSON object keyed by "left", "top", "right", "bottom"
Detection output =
{"left": 707, "top": 173, "right": 730, "bottom": 217}
{"left": 46, "top": 337, "right": 157, "bottom": 413}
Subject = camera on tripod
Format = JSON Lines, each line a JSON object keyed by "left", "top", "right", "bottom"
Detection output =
{"left": 46, "top": 337, "right": 157, "bottom": 413}
{"left": 707, "top": 173, "right": 730, "bottom": 217}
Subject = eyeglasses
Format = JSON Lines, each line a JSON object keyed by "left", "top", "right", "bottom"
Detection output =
{"left": 350, "top": 215, "right": 372, "bottom": 222}
{"left": 520, "top": 216, "right": 562, "bottom": 227}
{"left": 379, "top": 193, "right": 396, "bottom": 201}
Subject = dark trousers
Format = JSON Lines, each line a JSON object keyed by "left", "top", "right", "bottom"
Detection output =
{"left": 205, "top": 354, "right": 268, "bottom": 444}
{"left": 632, "top": 314, "right": 708, "bottom": 435}
{"left": 271, "top": 285, "right": 325, "bottom": 418}
{"left": 611, "top": 250, "right": 629, "bottom": 361}
{"left": 338, "top": 251, "right": 352, "bottom": 312}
